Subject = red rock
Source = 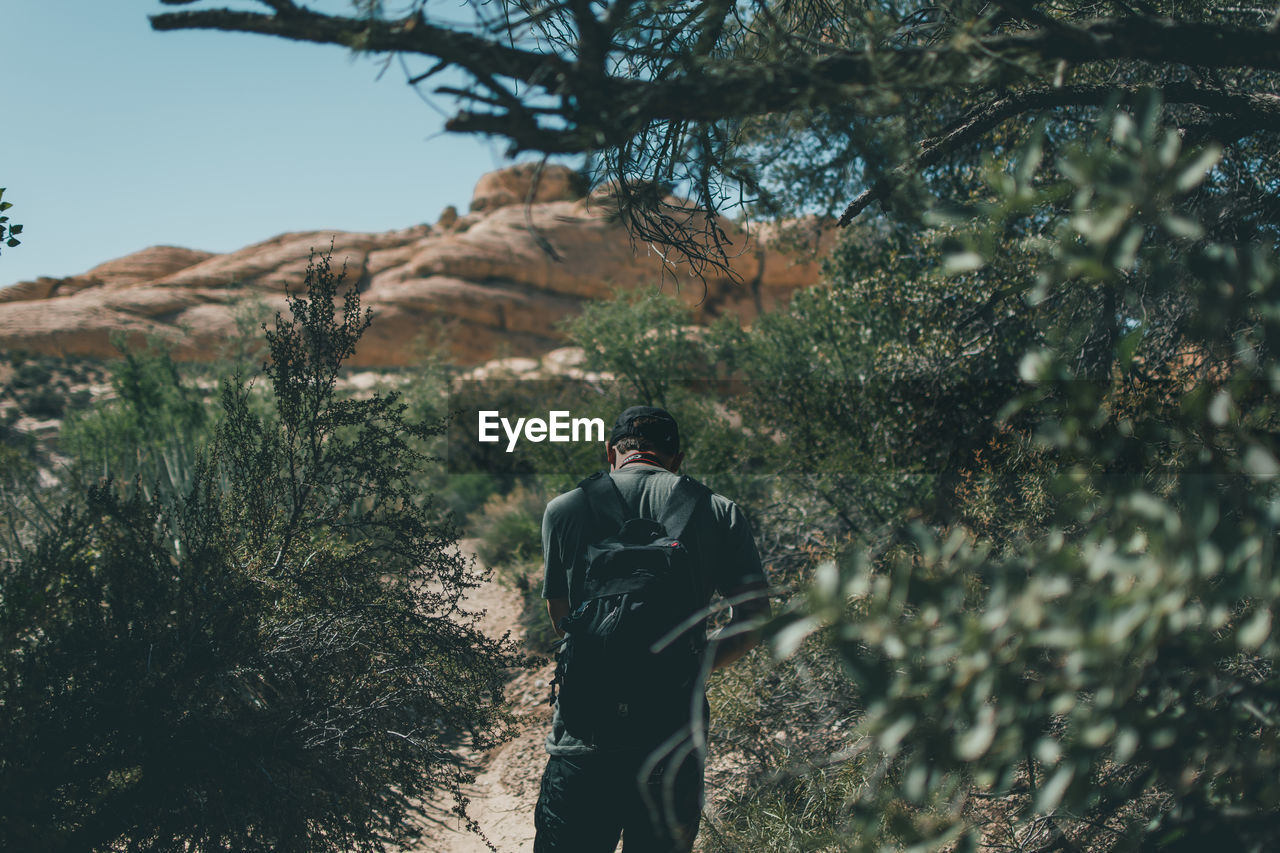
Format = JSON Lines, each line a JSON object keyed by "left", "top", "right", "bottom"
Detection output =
{"left": 0, "top": 166, "right": 830, "bottom": 366}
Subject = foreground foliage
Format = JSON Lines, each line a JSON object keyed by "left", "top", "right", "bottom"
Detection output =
{"left": 0, "top": 254, "right": 526, "bottom": 851}
{"left": 762, "top": 102, "right": 1280, "bottom": 851}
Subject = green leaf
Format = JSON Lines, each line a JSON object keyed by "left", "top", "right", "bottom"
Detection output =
{"left": 1035, "top": 766, "right": 1074, "bottom": 813}
{"left": 1238, "top": 608, "right": 1272, "bottom": 651}
{"left": 879, "top": 715, "right": 915, "bottom": 754}
{"left": 1208, "top": 390, "right": 1232, "bottom": 426}
{"left": 1244, "top": 446, "right": 1280, "bottom": 478}
{"left": 943, "top": 251, "right": 984, "bottom": 275}
{"left": 955, "top": 708, "right": 997, "bottom": 760}
{"left": 1015, "top": 122, "right": 1046, "bottom": 186}
{"left": 1162, "top": 214, "right": 1203, "bottom": 240}
{"left": 1175, "top": 144, "right": 1222, "bottom": 193}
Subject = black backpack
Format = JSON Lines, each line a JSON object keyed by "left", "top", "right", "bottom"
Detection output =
{"left": 549, "top": 471, "right": 711, "bottom": 747}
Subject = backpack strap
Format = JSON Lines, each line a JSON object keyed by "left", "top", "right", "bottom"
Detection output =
{"left": 579, "top": 470, "right": 709, "bottom": 540}
{"left": 661, "top": 475, "right": 712, "bottom": 640}
{"left": 659, "top": 474, "right": 710, "bottom": 542}
{"left": 577, "top": 470, "right": 631, "bottom": 530}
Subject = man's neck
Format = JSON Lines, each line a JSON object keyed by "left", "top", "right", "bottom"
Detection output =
{"left": 614, "top": 450, "right": 669, "bottom": 471}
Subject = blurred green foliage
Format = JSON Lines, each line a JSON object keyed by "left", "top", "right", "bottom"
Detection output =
{"left": 760, "top": 97, "right": 1280, "bottom": 851}
{"left": 470, "top": 483, "right": 547, "bottom": 572}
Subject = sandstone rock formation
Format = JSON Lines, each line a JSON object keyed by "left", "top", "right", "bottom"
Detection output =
{"left": 0, "top": 166, "right": 831, "bottom": 367}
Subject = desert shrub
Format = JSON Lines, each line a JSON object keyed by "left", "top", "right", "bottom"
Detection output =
{"left": 0, "top": 411, "right": 35, "bottom": 476}
{"left": 0, "top": 444, "right": 31, "bottom": 486}
{"left": 0, "top": 252, "right": 528, "bottom": 852}
{"left": 769, "top": 100, "right": 1280, "bottom": 851}
{"left": 707, "top": 210, "right": 1045, "bottom": 543}
{"left": 439, "top": 473, "right": 504, "bottom": 522}
{"left": 564, "top": 286, "right": 713, "bottom": 409}
{"left": 60, "top": 339, "right": 215, "bottom": 498}
{"left": 9, "top": 360, "right": 51, "bottom": 390}
{"left": 701, "top": 744, "right": 957, "bottom": 853}
{"left": 20, "top": 389, "right": 65, "bottom": 419}
{"left": 470, "top": 482, "right": 548, "bottom": 571}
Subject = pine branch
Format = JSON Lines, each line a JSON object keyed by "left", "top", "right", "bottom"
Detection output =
{"left": 149, "top": 6, "right": 568, "bottom": 88}
{"left": 838, "top": 83, "right": 1280, "bottom": 225}
{"left": 152, "top": 7, "right": 1280, "bottom": 149}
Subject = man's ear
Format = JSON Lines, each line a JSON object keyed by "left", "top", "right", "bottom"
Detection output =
{"left": 605, "top": 442, "right": 618, "bottom": 468}
{"left": 668, "top": 452, "right": 685, "bottom": 473}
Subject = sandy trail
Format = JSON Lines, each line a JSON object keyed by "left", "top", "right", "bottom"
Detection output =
{"left": 410, "top": 542, "right": 552, "bottom": 853}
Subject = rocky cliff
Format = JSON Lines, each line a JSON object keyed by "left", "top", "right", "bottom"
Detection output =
{"left": 0, "top": 165, "right": 829, "bottom": 367}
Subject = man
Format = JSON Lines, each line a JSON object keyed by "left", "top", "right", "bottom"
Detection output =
{"left": 535, "top": 405, "right": 770, "bottom": 852}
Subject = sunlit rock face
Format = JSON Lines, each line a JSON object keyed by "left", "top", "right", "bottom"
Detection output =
{"left": 0, "top": 165, "right": 830, "bottom": 367}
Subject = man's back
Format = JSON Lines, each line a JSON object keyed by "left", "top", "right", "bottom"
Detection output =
{"left": 534, "top": 406, "right": 768, "bottom": 853}
{"left": 541, "top": 465, "right": 762, "bottom": 621}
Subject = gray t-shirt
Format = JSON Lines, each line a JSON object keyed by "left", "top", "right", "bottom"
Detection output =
{"left": 541, "top": 463, "right": 766, "bottom": 755}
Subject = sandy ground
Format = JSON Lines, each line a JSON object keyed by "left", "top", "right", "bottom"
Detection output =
{"left": 410, "top": 543, "right": 553, "bottom": 853}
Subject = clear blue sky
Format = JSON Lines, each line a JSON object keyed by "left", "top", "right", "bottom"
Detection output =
{"left": 3, "top": 1, "right": 517, "bottom": 289}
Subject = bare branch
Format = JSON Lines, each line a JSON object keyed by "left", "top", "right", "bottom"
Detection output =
{"left": 444, "top": 111, "right": 584, "bottom": 154}
{"left": 150, "top": 6, "right": 569, "bottom": 88}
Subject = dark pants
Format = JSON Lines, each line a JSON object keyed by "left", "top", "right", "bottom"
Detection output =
{"left": 533, "top": 747, "right": 705, "bottom": 853}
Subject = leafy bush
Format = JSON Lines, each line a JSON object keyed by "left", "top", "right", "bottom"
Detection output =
{"left": 439, "top": 473, "right": 504, "bottom": 523}
{"left": 470, "top": 483, "right": 548, "bottom": 571}
{"left": 701, "top": 631, "right": 868, "bottom": 851}
{"left": 563, "top": 286, "right": 712, "bottom": 409}
{"left": 60, "top": 340, "right": 214, "bottom": 498}
{"left": 10, "top": 361, "right": 51, "bottom": 390}
{"left": 769, "top": 99, "right": 1280, "bottom": 851}
{"left": 20, "top": 389, "right": 65, "bottom": 419}
{"left": 0, "top": 252, "right": 528, "bottom": 851}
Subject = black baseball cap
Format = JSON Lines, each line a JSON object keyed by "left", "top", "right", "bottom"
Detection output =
{"left": 609, "top": 405, "right": 680, "bottom": 454}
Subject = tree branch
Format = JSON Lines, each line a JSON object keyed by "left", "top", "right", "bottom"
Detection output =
{"left": 149, "top": 3, "right": 1280, "bottom": 266}
{"left": 154, "top": 8, "right": 1280, "bottom": 135}
{"left": 637, "top": 19, "right": 1280, "bottom": 124}
{"left": 838, "top": 83, "right": 1280, "bottom": 225}
{"left": 150, "top": 6, "right": 569, "bottom": 89}
{"left": 443, "top": 111, "right": 585, "bottom": 154}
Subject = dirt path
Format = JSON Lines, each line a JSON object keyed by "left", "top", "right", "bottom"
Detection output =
{"left": 411, "top": 542, "right": 552, "bottom": 853}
